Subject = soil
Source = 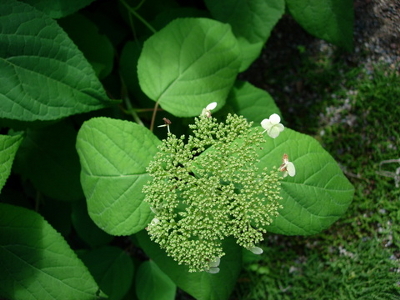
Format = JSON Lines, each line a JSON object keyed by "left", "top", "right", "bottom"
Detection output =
{"left": 241, "top": 0, "right": 400, "bottom": 115}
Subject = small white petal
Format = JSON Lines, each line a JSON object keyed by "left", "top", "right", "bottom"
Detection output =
{"left": 286, "top": 162, "right": 296, "bottom": 177}
{"left": 209, "top": 257, "right": 220, "bottom": 268}
{"left": 269, "top": 113, "right": 281, "bottom": 124}
{"left": 207, "top": 267, "right": 220, "bottom": 274}
{"left": 261, "top": 119, "right": 272, "bottom": 130}
{"left": 276, "top": 123, "right": 284, "bottom": 132}
{"left": 248, "top": 246, "right": 263, "bottom": 255}
{"left": 206, "top": 102, "right": 217, "bottom": 110}
{"left": 267, "top": 123, "right": 284, "bottom": 138}
{"left": 267, "top": 125, "right": 281, "bottom": 138}
{"left": 268, "top": 127, "right": 280, "bottom": 138}
{"left": 150, "top": 217, "right": 160, "bottom": 226}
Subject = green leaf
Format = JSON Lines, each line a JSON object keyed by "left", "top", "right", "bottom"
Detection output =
{"left": 0, "top": 0, "right": 113, "bottom": 122}
{"left": 14, "top": 121, "right": 84, "bottom": 202}
{"left": 257, "top": 128, "right": 354, "bottom": 235}
{"left": 286, "top": 0, "right": 354, "bottom": 51}
{"left": 0, "top": 132, "right": 23, "bottom": 193}
{"left": 226, "top": 80, "right": 281, "bottom": 123}
{"left": 205, "top": 0, "right": 285, "bottom": 71}
{"left": 76, "top": 117, "right": 161, "bottom": 235}
{"left": 136, "top": 231, "right": 242, "bottom": 300}
{"left": 79, "top": 246, "right": 134, "bottom": 300}
{"left": 20, "top": 0, "right": 96, "bottom": 19}
{"left": 0, "top": 203, "right": 102, "bottom": 300}
{"left": 58, "top": 13, "right": 114, "bottom": 79}
{"left": 72, "top": 200, "right": 113, "bottom": 248}
{"left": 135, "top": 260, "right": 176, "bottom": 300}
{"left": 138, "top": 18, "right": 241, "bottom": 117}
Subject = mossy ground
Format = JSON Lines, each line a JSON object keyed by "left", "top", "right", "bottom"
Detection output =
{"left": 232, "top": 51, "right": 400, "bottom": 299}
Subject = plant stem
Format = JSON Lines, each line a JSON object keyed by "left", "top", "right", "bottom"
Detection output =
{"left": 150, "top": 101, "right": 159, "bottom": 132}
{"left": 124, "top": 96, "right": 144, "bottom": 126}
{"left": 119, "top": 0, "right": 157, "bottom": 34}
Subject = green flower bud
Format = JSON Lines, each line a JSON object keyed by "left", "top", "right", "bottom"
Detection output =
{"left": 143, "top": 114, "right": 283, "bottom": 272}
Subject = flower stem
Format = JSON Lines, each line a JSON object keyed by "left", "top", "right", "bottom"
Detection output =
{"left": 119, "top": 0, "right": 157, "bottom": 34}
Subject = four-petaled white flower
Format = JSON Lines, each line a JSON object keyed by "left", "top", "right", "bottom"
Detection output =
{"left": 279, "top": 154, "right": 296, "bottom": 177}
{"left": 261, "top": 113, "right": 284, "bottom": 138}
{"left": 201, "top": 102, "right": 217, "bottom": 118}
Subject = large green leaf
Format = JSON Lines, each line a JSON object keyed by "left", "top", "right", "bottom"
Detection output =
{"left": 14, "top": 121, "right": 84, "bottom": 202}
{"left": 20, "top": 0, "right": 95, "bottom": 18}
{"left": 256, "top": 128, "right": 354, "bottom": 235}
{"left": 0, "top": 203, "right": 103, "bottom": 300}
{"left": 79, "top": 246, "right": 134, "bottom": 300}
{"left": 76, "top": 117, "right": 161, "bottom": 236}
{"left": 0, "top": 0, "right": 113, "bottom": 122}
{"left": 135, "top": 260, "right": 176, "bottom": 300}
{"left": 225, "top": 80, "right": 281, "bottom": 123}
{"left": 136, "top": 231, "right": 242, "bottom": 300}
{"left": 205, "top": 0, "right": 285, "bottom": 71}
{"left": 138, "top": 18, "right": 241, "bottom": 117}
{"left": 0, "top": 132, "right": 23, "bottom": 193}
{"left": 286, "top": 0, "right": 354, "bottom": 51}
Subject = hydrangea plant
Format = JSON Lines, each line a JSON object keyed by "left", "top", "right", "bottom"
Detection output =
{"left": 0, "top": 0, "right": 354, "bottom": 299}
{"left": 144, "top": 109, "right": 288, "bottom": 272}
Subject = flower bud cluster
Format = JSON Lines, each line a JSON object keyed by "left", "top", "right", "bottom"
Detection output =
{"left": 143, "top": 114, "right": 282, "bottom": 272}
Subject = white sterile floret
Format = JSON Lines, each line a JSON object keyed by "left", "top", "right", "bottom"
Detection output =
{"left": 248, "top": 246, "right": 263, "bottom": 255}
{"left": 201, "top": 102, "right": 217, "bottom": 117}
{"left": 261, "top": 113, "right": 284, "bottom": 138}
{"left": 150, "top": 217, "right": 160, "bottom": 226}
{"left": 206, "top": 257, "right": 221, "bottom": 274}
{"left": 279, "top": 154, "right": 296, "bottom": 177}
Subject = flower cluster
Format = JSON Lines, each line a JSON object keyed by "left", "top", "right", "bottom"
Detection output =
{"left": 143, "top": 111, "right": 288, "bottom": 273}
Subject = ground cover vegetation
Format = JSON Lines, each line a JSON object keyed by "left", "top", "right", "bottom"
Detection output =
{"left": 1, "top": 0, "right": 393, "bottom": 299}
{"left": 232, "top": 45, "right": 400, "bottom": 299}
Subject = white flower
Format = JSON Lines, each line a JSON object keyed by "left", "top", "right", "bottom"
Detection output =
{"left": 201, "top": 102, "right": 217, "bottom": 118}
{"left": 248, "top": 246, "right": 263, "bottom": 255}
{"left": 279, "top": 154, "right": 296, "bottom": 177}
{"left": 150, "top": 217, "right": 160, "bottom": 226}
{"left": 261, "top": 113, "right": 284, "bottom": 138}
